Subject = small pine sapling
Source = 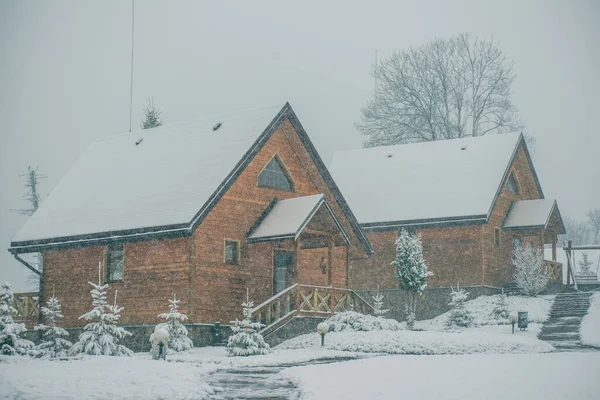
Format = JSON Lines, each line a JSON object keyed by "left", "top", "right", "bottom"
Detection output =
{"left": 392, "top": 229, "right": 433, "bottom": 329}
{"left": 69, "top": 267, "right": 132, "bottom": 356}
{"left": 513, "top": 243, "right": 548, "bottom": 296}
{"left": 491, "top": 292, "right": 509, "bottom": 322}
{"left": 0, "top": 282, "right": 34, "bottom": 355}
{"left": 140, "top": 98, "right": 163, "bottom": 129}
{"left": 372, "top": 287, "right": 389, "bottom": 318}
{"left": 445, "top": 285, "right": 473, "bottom": 329}
{"left": 226, "top": 290, "right": 270, "bottom": 356}
{"left": 32, "top": 295, "right": 72, "bottom": 358}
{"left": 158, "top": 294, "right": 193, "bottom": 352}
{"left": 578, "top": 252, "right": 594, "bottom": 276}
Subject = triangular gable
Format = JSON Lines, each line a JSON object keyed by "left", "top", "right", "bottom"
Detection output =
{"left": 10, "top": 103, "right": 372, "bottom": 255}
{"left": 246, "top": 194, "right": 351, "bottom": 245}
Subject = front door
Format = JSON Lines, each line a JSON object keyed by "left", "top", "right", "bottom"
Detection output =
{"left": 273, "top": 250, "right": 295, "bottom": 294}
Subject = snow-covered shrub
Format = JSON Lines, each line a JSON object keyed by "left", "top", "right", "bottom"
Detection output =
{"left": 158, "top": 295, "right": 193, "bottom": 352}
{"left": 1, "top": 282, "right": 34, "bottom": 356}
{"left": 226, "top": 299, "right": 270, "bottom": 356}
{"left": 392, "top": 229, "right": 433, "bottom": 329}
{"left": 32, "top": 296, "right": 72, "bottom": 358}
{"left": 445, "top": 286, "right": 473, "bottom": 329}
{"left": 326, "top": 311, "right": 403, "bottom": 332}
{"left": 491, "top": 293, "right": 509, "bottom": 322}
{"left": 372, "top": 289, "right": 390, "bottom": 318}
{"left": 513, "top": 243, "right": 548, "bottom": 296}
{"left": 69, "top": 283, "right": 132, "bottom": 356}
{"left": 578, "top": 252, "right": 595, "bottom": 276}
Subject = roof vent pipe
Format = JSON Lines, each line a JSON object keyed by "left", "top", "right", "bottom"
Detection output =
{"left": 213, "top": 122, "right": 222, "bottom": 131}
{"left": 135, "top": 137, "right": 143, "bottom": 146}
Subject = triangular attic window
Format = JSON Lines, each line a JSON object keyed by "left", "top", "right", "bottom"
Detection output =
{"left": 258, "top": 155, "right": 294, "bottom": 192}
{"left": 507, "top": 172, "right": 519, "bottom": 194}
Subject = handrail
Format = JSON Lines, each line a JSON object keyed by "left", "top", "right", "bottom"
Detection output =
{"left": 251, "top": 283, "right": 298, "bottom": 313}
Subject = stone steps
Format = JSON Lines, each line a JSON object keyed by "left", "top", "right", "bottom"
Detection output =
{"left": 538, "top": 291, "right": 593, "bottom": 351}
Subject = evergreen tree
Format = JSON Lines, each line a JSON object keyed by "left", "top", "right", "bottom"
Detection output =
{"left": 513, "top": 243, "right": 548, "bottom": 296}
{"left": 391, "top": 229, "right": 433, "bottom": 329}
{"left": 491, "top": 292, "right": 509, "bottom": 322}
{"left": 226, "top": 295, "right": 270, "bottom": 357}
{"left": 69, "top": 281, "right": 132, "bottom": 356}
{"left": 578, "top": 252, "right": 594, "bottom": 276}
{"left": 140, "top": 98, "right": 163, "bottom": 130}
{"left": 157, "top": 295, "right": 193, "bottom": 352}
{"left": 0, "top": 282, "right": 34, "bottom": 355}
{"left": 32, "top": 296, "right": 72, "bottom": 358}
{"left": 445, "top": 285, "right": 473, "bottom": 329}
{"left": 372, "top": 287, "right": 389, "bottom": 318}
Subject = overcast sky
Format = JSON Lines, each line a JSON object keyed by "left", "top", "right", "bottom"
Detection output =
{"left": 1, "top": 0, "right": 599, "bottom": 291}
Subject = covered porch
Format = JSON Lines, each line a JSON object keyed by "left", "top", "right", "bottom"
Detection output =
{"left": 246, "top": 194, "right": 373, "bottom": 333}
{"left": 503, "top": 199, "right": 566, "bottom": 283}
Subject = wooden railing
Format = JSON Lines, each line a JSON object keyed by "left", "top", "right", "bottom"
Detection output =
{"left": 542, "top": 260, "right": 562, "bottom": 283}
{"left": 251, "top": 284, "right": 374, "bottom": 335}
{"left": 13, "top": 292, "right": 40, "bottom": 325}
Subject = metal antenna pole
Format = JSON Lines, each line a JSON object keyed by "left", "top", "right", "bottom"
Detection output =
{"left": 128, "top": 0, "right": 135, "bottom": 132}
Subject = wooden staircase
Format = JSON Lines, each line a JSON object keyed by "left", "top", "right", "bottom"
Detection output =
{"left": 251, "top": 284, "right": 374, "bottom": 337}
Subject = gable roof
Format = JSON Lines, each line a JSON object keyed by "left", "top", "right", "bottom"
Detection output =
{"left": 9, "top": 103, "right": 372, "bottom": 255}
{"left": 503, "top": 199, "right": 566, "bottom": 233}
{"left": 329, "top": 132, "right": 544, "bottom": 230}
{"left": 246, "top": 194, "right": 350, "bottom": 244}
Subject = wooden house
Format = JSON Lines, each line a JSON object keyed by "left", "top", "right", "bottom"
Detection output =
{"left": 329, "top": 132, "right": 566, "bottom": 290}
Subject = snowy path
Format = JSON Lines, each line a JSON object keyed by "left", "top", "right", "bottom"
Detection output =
{"left": 205, "top": 357, "right": 357, "bottom": 400}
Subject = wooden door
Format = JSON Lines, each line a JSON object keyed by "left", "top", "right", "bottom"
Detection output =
{"left": 273, "top": 250, "right": 295, "bottom": 295}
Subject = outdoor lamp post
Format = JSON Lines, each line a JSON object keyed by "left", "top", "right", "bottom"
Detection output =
{"left": 317, "top": 322, "right": 329, "bottom": 346}
{"left": 509, "top": 313, "right": 518, "bottom": 334}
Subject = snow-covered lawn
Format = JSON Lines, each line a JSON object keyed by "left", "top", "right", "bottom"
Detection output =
{"left": 0, "top": 355, "right": 218, "bottom": 400}
{"left": 282, "top": 352, "right": 600, "bottom": 400}
{"left": 277, "top": 327, "right": 552, "bottom": 355}
{"left": 581, "top": 291, "right": 600, "bottom": 347}
{"left": 417, "top": 293, "right": 554, "bottom": 330}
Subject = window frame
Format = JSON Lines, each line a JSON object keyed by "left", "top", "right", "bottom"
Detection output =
{"left": 494, "top": 227, "right": 502, "bottom": 246}
{"left": 257, "top": 154, "right": 295, "bottom": 193}
{"left": 506, "top": 172, "right": 519, "bottom": 194}
{"left": 224, "top": 239, "right": 240, "bottom": 266}
{"left": 106, "top": 243, "right": 124, "bottom": 283}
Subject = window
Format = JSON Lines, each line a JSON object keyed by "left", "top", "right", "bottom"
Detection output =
{"left": 258, "top": 155, "right": 294, "bottom": 192}
{"left": 507, "top": 172, "right": 519, "bottom": 194}
{"left": 224, "top": 240, "right": 240, "bottom": 265}
{"left": 107, "top": 243, "right": 124, "bottom": 282}
{"left": 512, "top": 236, "right": 522, "bottom": 261}
{"left": 494, "top": 227, "right": 502, "bottom": 246}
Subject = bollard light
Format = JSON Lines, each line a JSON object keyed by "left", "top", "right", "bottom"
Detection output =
{"left": 509, "top": 313, "right": 518, "bottom": 334}
{"left": 317, "top": 322, "right": 329, "bottom": 346}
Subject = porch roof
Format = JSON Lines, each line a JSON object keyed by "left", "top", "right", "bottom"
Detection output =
{"left": 246, "top": 194, "right": 350, "bottom": 243}
{"left": 503, "top": 199, "right": 565, "bottom": 233}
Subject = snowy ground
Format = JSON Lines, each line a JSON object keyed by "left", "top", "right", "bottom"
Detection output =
{"left": 416, "top": 293, "right": 554, "bottom": 330}
{"left": 580, "top": 291, "right": 600, "bottom": 347}
{"left": 0, "top": 354, "right": 218, "bottom": 400}
{"left": 282, "top": 352, "right": 600, "bottom": 400}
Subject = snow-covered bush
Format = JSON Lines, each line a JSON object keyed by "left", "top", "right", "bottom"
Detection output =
{"left": 0, "top": 282, "right": 34, "bottom": 356}
{"left": 513, "top": 243, "right": 548, "bottom": 296}
{"left": 69, "top": 282, "right": 132, "bottom": 356}
{"left": 372, "top": 289, "right": 390, "bottom": 318}
{"left": 158, "top": 295, "right": 193, "bottom": 352}
{"left": 326, "top": 311, "right": 403, "bottom": 332}
{"left": 392, "top": 229, "right": 433, "bottom": 329}
{"left": 491, "top": 292, "right": 509, "bottom": 322}
{"left": 445, "top": 286, "right": 473, "bottom": 329}
{"left": 578, "top": 252, "right": 595, "bottom": 276}
{"left": 226, "top": 299, "right": 270, "bottom": 356}
{"left": 32, "top": 296, "right": 72, "bottom": 358}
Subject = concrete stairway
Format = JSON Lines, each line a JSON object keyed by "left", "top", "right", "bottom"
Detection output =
{"left": 538, "top": 292, "right": 593, "bottom": 350}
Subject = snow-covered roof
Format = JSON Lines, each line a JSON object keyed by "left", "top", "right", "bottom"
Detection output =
{"left": 503, "top": 199, "right": 561, "bottom": 230}
{"left": 247, "top": 194, "right": 349, "bottom": 243}
{"left": 11, "top": 106, "right": 282, "bottom": 244}
{"left": 329, "top": 132, "right": 534, "bottom": 228}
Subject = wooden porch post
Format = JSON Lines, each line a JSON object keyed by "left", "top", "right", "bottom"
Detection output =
{"left": 552, "top": 233, "right": 557, "bottom": 262}
{"left": 328, "top": 235, "right": 334, "bottom": 287}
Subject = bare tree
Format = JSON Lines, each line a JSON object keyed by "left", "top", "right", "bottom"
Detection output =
{"left": 357, "top": 34, "right": 525, "bottom": 147}
{"left": 586, "top": 209, "right": 600, "bottom": 244}
{"left": 13, "top": 166, "right": 46, "bottom": 290}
